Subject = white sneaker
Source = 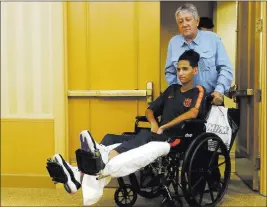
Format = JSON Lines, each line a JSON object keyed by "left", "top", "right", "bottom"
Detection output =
{"left": 98, "top": 144, "right": 110, "bottom": 164}
{"left": 79, "top": 130, "right": 109, "bottom": 164}
{"left": 53, "top": 154, "right": 81, "bottom": 194}
{"left": 79, "top": 130, "right": 100, "bottom": 152}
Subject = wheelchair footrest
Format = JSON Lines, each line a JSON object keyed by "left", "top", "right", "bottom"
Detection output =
{"left": 75, "top": 149, "right": 105, "bottom": 175}
{"left": 46, "top": 159, "right": 68, "bottom": 184}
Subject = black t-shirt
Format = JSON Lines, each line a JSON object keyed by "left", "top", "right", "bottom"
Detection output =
{"left": 148, "top": 84, "right": 206, "bottom": 137}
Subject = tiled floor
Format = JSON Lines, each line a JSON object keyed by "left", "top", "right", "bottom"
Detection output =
{"left": 1, "top": 174, "right": 266, "bottom": 206}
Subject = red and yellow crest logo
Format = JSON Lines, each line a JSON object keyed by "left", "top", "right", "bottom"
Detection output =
{"left": 183, "top": 98, "right": 192, "bottom": 107}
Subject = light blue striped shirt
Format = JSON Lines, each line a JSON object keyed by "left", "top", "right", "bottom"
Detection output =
{"left": 165, "top": 30, "right": 233, "bottom": 94}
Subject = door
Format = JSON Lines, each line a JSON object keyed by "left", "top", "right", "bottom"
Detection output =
{"left": 235, "top": 2, "right": 261, "bottom": 190}
{"left": 65, "top": 2, "right": 160, "bottom": 163}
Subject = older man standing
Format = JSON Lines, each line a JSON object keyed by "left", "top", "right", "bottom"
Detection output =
{"left": 165, "top": 3, "right": 233, "bottom": 105}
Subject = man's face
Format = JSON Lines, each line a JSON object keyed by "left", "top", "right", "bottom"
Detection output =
{"left": 176, "top": 11, "right": 199, "bottom": 40}
{"left": 177, "top": 60, "right": 197, "bottom": 84}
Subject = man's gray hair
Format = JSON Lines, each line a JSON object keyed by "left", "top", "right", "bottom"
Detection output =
{"left": 175, "top": 3, "right": 199, "bottom": 20}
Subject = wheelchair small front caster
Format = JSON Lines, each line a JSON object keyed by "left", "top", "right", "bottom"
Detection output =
{"left": 161, "top": 197, "right": 183, "bottom": 207}
{"left": 114, "top": 184, "right": 137, "bottom": 207}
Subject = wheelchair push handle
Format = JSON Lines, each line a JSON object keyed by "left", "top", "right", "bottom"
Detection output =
{"left": 205, "top": 94, "right": 214, "bottom": 104}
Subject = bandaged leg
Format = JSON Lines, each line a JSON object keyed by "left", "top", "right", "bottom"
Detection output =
{"left": 82, "top": 141, "right": 170, "bottom": 206}
{"left": 101, "top": 141, "right": 170, "bottom": 177}
{"left": 81, "top": 174, "right": 111, "bottom": 206}
{"left": 80, "top": 143, "right": 121, "bottom": 206}
{"left": 78, "top": 131, "right": 120, "bottom": 205}
{"left": 78, "top": 130, "right": 170, "bottom": 205}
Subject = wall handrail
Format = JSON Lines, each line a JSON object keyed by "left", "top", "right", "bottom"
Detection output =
{"left": 67, "top": 82, "right": 153, "bottom": 103}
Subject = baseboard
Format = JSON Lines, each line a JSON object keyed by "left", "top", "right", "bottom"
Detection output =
{"left": 1, "top": 174, "right": 55, "bottom": 188}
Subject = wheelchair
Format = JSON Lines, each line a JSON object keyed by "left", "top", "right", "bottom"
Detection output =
{"left": 73, "top": 96, "right": 240, "bottom": 207}
{"left": 111, "top": 99, "right": 240, "bottom": 207}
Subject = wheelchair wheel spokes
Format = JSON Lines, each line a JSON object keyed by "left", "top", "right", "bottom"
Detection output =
{"left": 119, "top": 189, "right": 134, "bottom": 203}
{"left": 181, "top": 134, "right": 231, "bottom": 207}
{"left": 208, "top": 144, "right": 220, "bottom": 167}
{"left": 114, "top": 185, "right": 137, "bottom": 207}
{"left": 206, "top": 180, "right": 216, "bottom": 202}
{"left": 191, "top": 176, "right": 205, "bottom": 193}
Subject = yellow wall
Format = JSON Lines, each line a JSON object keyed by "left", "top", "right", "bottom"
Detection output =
{"left": 214, "top": 2, "right": 237, "bottom": 74}
{"left": 214, "top": 1, "right": 237, "bottom": 109}
{"left": 214, "top": 2, "right": 238, "bottom": 172}
{"left": 65, "top": 2, "right": 160, "bottom": 162}
{"left": 1, "top": 119, "right": 55, "bottom": 188}
{"left": 1, "top": 2, "right": 65, "bottom": 188}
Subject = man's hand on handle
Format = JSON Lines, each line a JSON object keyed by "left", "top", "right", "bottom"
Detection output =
{"left": 211, "top": 91, "right": 224, "bottom": 105}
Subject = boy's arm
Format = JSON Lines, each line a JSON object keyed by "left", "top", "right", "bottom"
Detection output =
{"left": 145, "top": 86, "right": 171, "bottom": 132}
{"left": 158, "top": 86, "right": 205, "bottom": 133}
{"left": 145, "top": 109, "right": 159, "bottom": 133}
{"left": 158, "top": 108, "right": 199, "bottom": 132}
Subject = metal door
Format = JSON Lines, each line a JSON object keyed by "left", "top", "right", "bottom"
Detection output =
{"left": 65, "top": 2, "right": 160, "bottom": 163}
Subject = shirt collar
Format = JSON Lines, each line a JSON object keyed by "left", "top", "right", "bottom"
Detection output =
{"left": 180, "top": 29, "right": 201, "bottom": 46}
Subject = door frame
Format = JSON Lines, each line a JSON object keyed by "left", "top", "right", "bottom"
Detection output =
{"left": 259, "top": 1, "right": 267, "bottom": 197}
{"left": 54, "top": 2, "right": 69, "bottom": 161}
{"left": 235, "top": 1, "right": 261, "bottom": 191}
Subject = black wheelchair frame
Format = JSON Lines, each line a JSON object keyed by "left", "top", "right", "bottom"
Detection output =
{"left": 113, "top": 115, "right": 236, "bottom": 207}
{"left": 111, "top": 95, "right": 240, "bottom": 207}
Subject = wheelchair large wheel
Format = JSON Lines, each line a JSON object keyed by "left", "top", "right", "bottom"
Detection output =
{"left": 181, "top": 133, "right": 231, "bottom": 207}
{"left": 114, "top": 184, "right": 137, "bottom": 207}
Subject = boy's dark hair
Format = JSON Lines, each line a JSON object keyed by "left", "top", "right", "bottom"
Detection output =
{"left": 198, "top": 17, "right": 214, "bottom": 29}
{"left": 178, "top": 49, "right": 200, "bottom": 67}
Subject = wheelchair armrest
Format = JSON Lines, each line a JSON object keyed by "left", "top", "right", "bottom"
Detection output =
{"left": 181, "top": 119, "right": 206, "bottom": 126}
{"left": 135, "top": 116, "right": 148, "bottom": 122}
{"left": 181, "top": 119, "right": 206, "bottom": 134}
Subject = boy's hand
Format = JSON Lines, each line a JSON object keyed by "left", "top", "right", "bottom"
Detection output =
{"left": 157, "top": 126, "right": 164, "bottom": 134}
{"left": 151, "top": 122, "right": 159, "bottom": 133}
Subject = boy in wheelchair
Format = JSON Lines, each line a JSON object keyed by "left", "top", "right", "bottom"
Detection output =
{"left": 46, "top": 50, "right": 224, "bottom": 206}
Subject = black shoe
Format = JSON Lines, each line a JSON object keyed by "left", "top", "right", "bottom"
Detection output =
{"left": 46, "top": 154, "right": 81, "bottom": 194}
